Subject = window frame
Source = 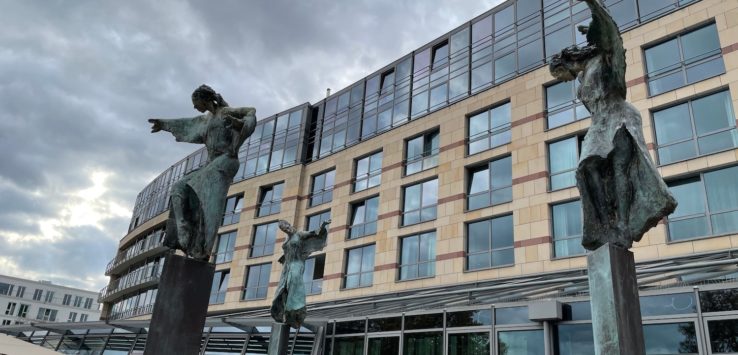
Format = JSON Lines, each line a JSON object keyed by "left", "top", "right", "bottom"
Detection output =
{"left": 250, "top": 221, "right": 279, "bottom": 258}
{"left": 242, "top": 263, "right": 272, "bottom": 301}
{"left": 221, "top": 194, "right": 244, "bottom": 226}
{"left": 256, "top": 182, "right": 284, "bottom": 218}
{"left": 466, "top": 101, "right": 512, "bottom": 156}
{"left": 353, "top": 151, "right": 383, "bottom": 193}
{"left": 303, "top": 254, "right": 326, "bottom": 296}
{"left": 404, "top": 128, "right": 441, "bottom": 176}
{"left": 550, "top": 199, "right": 586, "bottom": 259}
{"left": 465, "top": 214, "right": 515, "bottom": 271}
{"left": 401, "top": 178, "right": 439, "bottom": 227}
{"left": 213, "top": 230, "right": 237, "bottom": 264}
{"left": 348, "top": 195, "right": 380, "bottom": 240}
{"left": 544, "top": 80, "right": 590, "bottom": 130}
{"left": 466, "top": 155, "right": 513, "bottom": 211}
{"left": 547, "top": 133, "right": 585, "bottom": 191}
{"left": 343, "top": 244, "right": 376, "bottom": 290}
{"left": 309, "top": 169, "right": 336, "bottom": 208}
{"left": 398, "top": 230, "right": 437, "bottom": 281}
{"left": 210, "top": 269, "right": 230, "bottom": 305}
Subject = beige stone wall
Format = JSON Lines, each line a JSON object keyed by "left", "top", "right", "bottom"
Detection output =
{"left": 120, "top": 0, "right": 738, "bottom": 314}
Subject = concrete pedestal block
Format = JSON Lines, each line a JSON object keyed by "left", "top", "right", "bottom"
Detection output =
{"left": 144, "top": 254, "right": 214, "bottom": 355}
{"left": 587, "top": 243, "right": 645, "bottom": 355}
{"left": 267, "top": 323, "right": 290, "bottom": 355}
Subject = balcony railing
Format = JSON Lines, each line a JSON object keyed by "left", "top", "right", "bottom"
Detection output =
{"left": 108, "top": 304, "right": 154, "bottom": 321}
{"left": 105, "top": 239, "right": 166, "bottom": 276}
{"left": 98, "top": 271, "right": 161, "bottom": 303}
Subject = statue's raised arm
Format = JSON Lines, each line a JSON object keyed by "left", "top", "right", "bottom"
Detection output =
{"left": 148, "top": 116, "right": 208, "bottom": 144}
{"left": 581, "top": 0, "right": 627, "bottom": 98}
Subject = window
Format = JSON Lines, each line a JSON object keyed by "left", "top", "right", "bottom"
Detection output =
{"left": 653, "top": 90, "right": 738, "bottom": 165}
{"left": 210, "top": 269, "right": 230, "bottom": 304}
{"left": 44, "top": 291, "right": 54, "bottom": 303}
{"left": 310, "top": 170, "right": 336, "bottom": 207}
{"left": 306, "top": 210, "right": 331, "bottom": 232}
{"left": 36, "top": 308, "right": 58, "bottom": 322}
{"left": 73, "top": 296, "right": 83, "bottom": 307}
{"left": 5, "top": 302, "right": 16, "bottom": 316}
{"left": 466, "top": 214, "right": 514, "bottom": 270}
{"left": 468, "top": 102, "right": 512, "bottom": 155}
{"left": 17, "top": 304, "right": 28, "bottom": 318}
{"left": 79, "top": 314, "right": 88, "bottom": 322}
{"left": 468, "top": 156, "right": 513, "bottom": 210}
{"left": 257, "top": 183, "right": 284, "bottom": 217}
{"left": 243, "top": 263, "right": 271, "bottom": 300}
{"left": 62, "top": 294, "right": 72, "bottom": 306}
{"left": 354, "top": 152, "right": 383, "bottom": 192}
{"left": 221, "top": 195, "right": 243, "bottom": 226}
{"left": 432, "top": 41, "right": 449, "bottom": 69}
{"left": 402, "top": 179, "right": 438, "bottom": 226}
{"left": 552, "top": 200, "right": 585, "bottom": 257}
{"left": 1, "top": 320, "right": 10, "bottom": 326}
{"left": 303, "top": 254, "right": 325, "bottom": 295}
{"left": 0, "top": 283, "right": 13, "bottom": 296}
{"left": 213, "top": 231, "right": 237, "bottom": 264}
{"left": 84, "top": 298, "right": 93, "bottom": 309}
{"left": 546, "top": 80, "right": 590, "bottom": 129}
{"left": 380, "top": 69, "right": 395, "bottom": 95}
{"left": 32, "top": 289, "right": 43, "bottom": 301}
{"left": 363, "top": 57, "right": 412, "bottom": 139}
{"left": 549, "top": 135, "right": 584, "bottom": 190}
{"left": 405, "top": 130, "right": 440, "bottom": 175}
{"left": 667, "top": 165, "right": 738, "bottom": 241}
{"left": 645, "top": 24, "right": 724, "bottom": 96}
{"left": 349, "top": 196, "right": 379, "bottom": 239}
{"left": 399, "top": 231, "right": 436, "bottom": 280}
{"left": 250, "top": 222, "right": 278, "bottom": 258}
{"left": 67, "top": 312, "right": 77, "bottom": 322}
{"left": 15, "top": 286, "right": 25, "bottom": 298}
{"left": 344, "top": 244, "right": 375, "bottom": 289}
{"left": 638, "top": 0, "right": 698, "bottom": 22}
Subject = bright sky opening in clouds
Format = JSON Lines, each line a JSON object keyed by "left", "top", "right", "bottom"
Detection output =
{"left": 0, "top": 0, "right": 504, "bottom": 292}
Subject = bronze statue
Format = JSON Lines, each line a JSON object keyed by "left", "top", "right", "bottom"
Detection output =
{"left": 148, "top": 85, "right": 257, "bottom": 260}
{"left": 271, "top": 219, "right": 331, "bottom": 328}
{"left": 549, "top": 0, "right": 676, "bottom": 250}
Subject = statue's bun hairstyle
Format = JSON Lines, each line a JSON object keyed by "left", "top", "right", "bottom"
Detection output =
{"left": 192, "top": 84, "right": 229, "bottom": 108}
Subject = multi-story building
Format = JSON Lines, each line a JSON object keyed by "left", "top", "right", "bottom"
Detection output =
{"left": 0, "top": 274, "right": 100, "bottom": 326}
{"left": 2, "top": 0, "right": 738, "bottom": 353}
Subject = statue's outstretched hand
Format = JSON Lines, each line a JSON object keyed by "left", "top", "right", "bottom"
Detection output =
{"left": 148, "top": 119, "right": 162, "bottom": 133}
{"left": 320, "top": 219, "right": 332, "bottom": 229}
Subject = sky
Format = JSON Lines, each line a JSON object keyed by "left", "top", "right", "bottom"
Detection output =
{"left": 0, "top": 0, "right": 504, "bottom": 292}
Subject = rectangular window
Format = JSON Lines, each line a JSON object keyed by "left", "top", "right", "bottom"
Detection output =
{"left": 84, "top": 298, "right": 93, "bottom": 310}
{"left": 468, "top": 102, "right": 512, "bottom": 155}
{"left": 432, "top": 41, "right": 449, "bottom": 69}
{"left": 467, "top": 156, "right": 513, "bottom": 210}
{"left": 250, "top": 222, "right": 279, "bottom": 258}
{"left": 667, "top": 165, "right": 738, "bottom": 241}
{"left": 405, "top": 130, "right": 440, "bottom": 175}
{"left": 354, "top": 152, "right": 383, "bottom": 192}
{"left": 638, "top": 0, "right": 698, "bottom": 22}
{"left": 73, "top": 296, "right": 83, "bottom": 307}
{"left": 257, "top": 183, "right": 284, "bottom": 217}
{"left": 306, "top": 210, "right": 331, "bottom": 232}
{"left": 645, "top": 24, "right": 724, "bottom": 96}
{"left": 36, "top": 308, "right": 58, "bottom": 322}
{"left": 62, "top": 294, "right": 72, "bottom": 306}
{"left": 466, "top": 214, "right": 514, "bottom": 270}
{"left": 209, "top": 269, "right": 230, "bottom": 304}
{"left": 221, "top": 194, "right": 244, "bottom": 226}
{"left": 552, "top": 200, "right": 585, "bottom": 257}
{"left": 303, "top": 254, "right": 325, "bottom": 295}
{"left": 402, "top": 179, "right": 438, "bottom": 226}
{"left": 243, "top": 263, "right": 271, "bottom": 300}
{"left": 17, "top": 304, "right": 29, "bottom": 318}
{"left": 310, "top": 170, "right": 336, "bottom": 207}
{"left": 546, "top": 80, "right": 590, "bottom": 129}
{"left": 15, "top": 286, "right": 25, "bottom": 298}
{"left": 32, "top": 289, "right": 43, "bottom": 301}
{"left": 653, "top": 90, "right": 738, "bottom": 165}
{"left": 67, "top": 312, "right": 77, "bottom": 322}
{"left": 399, "top": 231, "right": 436, "bottom": 280}
{"left": 44, "top": 291, "right": 54, "bottom": 303}
{"left": 1, "top": 320, "right": 10, "bottom": 326}
{"left": 349, "top": 196, "right": 379, "bottom": 239}
{"left": 213, "top": 231, "right": 237, "bottom": 264}
{"left": 344, "top": 244, "right": 375, "bottom": 289}
{"left": 80, "top": 314, "right": 88, "bottom": 322}
{"left": 0, "top": 283, "right": 13, "bottom": 296}
{"left": 380, "top": 69, "right": 395, "bottom": 95}
{"left": 549, "top": 135, "right": 583, "bottom": 190}
{"left": 5, "top": 302, "right": 16, "bottom": 316}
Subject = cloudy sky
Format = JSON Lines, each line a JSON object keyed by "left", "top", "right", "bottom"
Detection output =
{"left": 0, "top": 0, "right": 504, "bottom": 292}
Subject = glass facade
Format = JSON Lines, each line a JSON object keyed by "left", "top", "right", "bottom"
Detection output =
{"left": 546, "top": 80, "right": 590, "bottom": 129}
{"left": 405, "top": 130, "right": 440, "bottom": 175}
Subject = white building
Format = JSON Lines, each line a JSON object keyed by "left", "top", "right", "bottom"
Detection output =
{"left": 0, "top": 274, "right": 100, "bottom": 326}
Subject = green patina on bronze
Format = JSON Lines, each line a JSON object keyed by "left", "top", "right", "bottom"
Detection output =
{"left": 148, "top": 85, "right": 257, "bottom": 260}
{"left": 271, "top": 219, "right": 331, "bottom": 329}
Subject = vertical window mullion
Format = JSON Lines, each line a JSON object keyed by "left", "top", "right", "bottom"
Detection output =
{"left": 699, "top": 172, "right": 713, "bottom": 236}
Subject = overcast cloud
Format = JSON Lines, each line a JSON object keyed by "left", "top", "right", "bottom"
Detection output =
{"left": 0, "top": 0, "right": 503, "bottom": 292}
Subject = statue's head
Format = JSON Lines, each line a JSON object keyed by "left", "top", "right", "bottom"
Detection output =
{"left": 278, "top": 220, "right": 296, "bottom": 235}
{"left": 549, "top": 45, "right": 596, "bottom": 82}
{"left": 191, "top": 84, "right": 229, "bottom": 113}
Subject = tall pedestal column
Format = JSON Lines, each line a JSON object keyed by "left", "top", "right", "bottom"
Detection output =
{"left": 267, "top": 323, "right": 290, "bottom": 355}
{"left": 144, "top": 254, "right": 214, "bottom": 355}
{"left": 587, "top": 243, "right": 645, "bottom": 355}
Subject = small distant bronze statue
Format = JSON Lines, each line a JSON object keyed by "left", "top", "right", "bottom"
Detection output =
{"left": 549, "top": 0, "right": 676, "bottom": 250}
{"left": 271, "top": 219, "right": 331, "bottom": 329}
{"left": 148, "top": 85, "right": 257, "bottom": 260}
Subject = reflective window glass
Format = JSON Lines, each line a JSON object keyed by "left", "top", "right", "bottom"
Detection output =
{"left": 643, "top": 322, "right": 698, "bottom": 354}
{"left": 467, "top": 215, "right": 514, "bottom": 270}
{"left": 497, "top": 330, "right": 544, "bottom": 354}
{"left": 344, "top": 244, "right": 375, "bottom": 289}
{"left": 552, "top": 200, "right": 585, "bottom": 257}
{"left": 468, "top": 156, "right": 513, "bottom": 210}
{"left": 556, "top": 324, "right": 594, "bottom": 355}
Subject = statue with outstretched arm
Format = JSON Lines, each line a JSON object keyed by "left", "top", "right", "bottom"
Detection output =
{"left": 148, "top": 85, "right": 257, "bottom": 260}
{"left": 271, "top": 219, "right": 331, "bottom": 329}
{"left": 549, "top": 0, "right": 676, "bottom": 250}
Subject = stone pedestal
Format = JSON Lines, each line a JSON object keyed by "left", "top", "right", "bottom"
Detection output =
{"left": 587, "top": 243, "right": 645, "bottom": 355}
{"left": 144, "top": 254, "right": 214, "bottom": 355}
{"left": 267, "top": 323, "right": 290, "bottom": 355}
